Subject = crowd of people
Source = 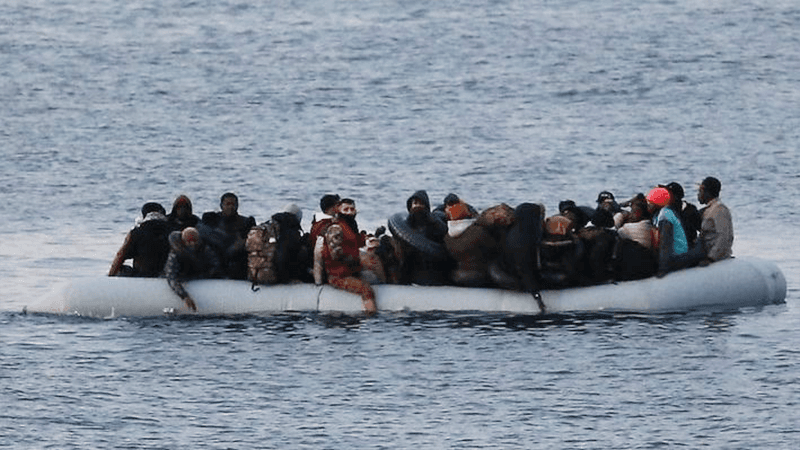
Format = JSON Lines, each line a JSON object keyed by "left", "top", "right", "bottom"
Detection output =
{"left": 109, "top": 177, "right": 734, "bottom": 314}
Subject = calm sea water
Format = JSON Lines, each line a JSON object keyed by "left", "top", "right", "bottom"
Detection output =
{"left": 1, "top": 0, "right": 799, "bottom": 448}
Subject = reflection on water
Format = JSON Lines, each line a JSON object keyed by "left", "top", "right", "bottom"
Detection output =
{"left": 16, "top": 307, "right": 755, "bottom": 333}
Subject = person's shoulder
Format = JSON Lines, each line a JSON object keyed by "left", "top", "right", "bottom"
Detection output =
{"left": 201, "top": 211, "right": 221, "bottom": 224}
{"left": 134, "top": 219, "right": 171, "bottom": 237}
{"left": 334, "top": 218, "right": 358, "bottom": 236}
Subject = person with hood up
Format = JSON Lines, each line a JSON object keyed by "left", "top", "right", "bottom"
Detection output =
{"left": 397, "top": 190, "right": 450, "bottom": 285}
{"left": 163, "top": 227, "right": 222, "bottom": 311}
{"left": 108, "top": 202, "right": 172, "bottom": 277}
{"left": 167, "top": 195, "right": 200, "bottom": 232}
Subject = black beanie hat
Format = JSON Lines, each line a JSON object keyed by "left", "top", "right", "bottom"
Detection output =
{"left": 141, "top": 202, "right": 166, "bottom": 217}
{"left": 666, "top": 182, "right": 685, "bottom": 201}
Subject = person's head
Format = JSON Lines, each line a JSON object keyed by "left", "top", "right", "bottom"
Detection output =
{"left": 282, "top": 203, "right": 302, "bottom": 222}
{"left": 172, "top": 195, "right": 193, "bottom": 218}
{"left": 406, "top": 190, "right": 431, "bottom": 214}
{"left": 664, "top": 182, "right": 685, "bottom": 207}
{"left": 697, "top": 177, "right": 721, "bottom": 204}
{"left": 141, "top": 202, "right": 166, "bottom": 217}
{"left": 319, "top": 194, "right": 340, "bottom": 215}
{"left": 560, "top": 205, "right": 588, "bottom": 230}
{"left": 338, "top": 198, "right": 357, "bottom": 217}
{"left": 181, "top": 227, "right": 201, "bottom": 249}
{"left": 665, "top": 182, "right": 684, "bottom": 200}
{"left": 597, "top": 191, "right": 614, "bottom": 204}
{"left": 220, "top": 193, "right": 239, "bottom": 217}
{"left": 646, "top": 187, "right": 671, "bottom": 213}
{"left": 595, "top": 191, "right": 619, "bottom": 214}
{"left": 558, "top": 200, "right": 577, "bottom": 214}
{"left": 629, "top": 196, "right": 650, "bottom": 221}
{"left": 409, "top": 198, "right": 426, "bottom": 213}
{"left": 443, "top": 193, "right": 461, "bottom": 207}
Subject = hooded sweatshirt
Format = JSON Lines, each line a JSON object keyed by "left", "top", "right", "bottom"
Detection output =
{"left": 167, "top": 195, "right": 200, "bottom": 231}
{"left": 406, "top": 190, "right": 447, "bottom": 241}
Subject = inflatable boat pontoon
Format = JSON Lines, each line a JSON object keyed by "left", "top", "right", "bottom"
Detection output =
{"left": 26, "top": 257, "right": 786, "bottom": 318}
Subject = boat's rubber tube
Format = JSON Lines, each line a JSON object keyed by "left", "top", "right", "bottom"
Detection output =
{"left": 387, "top": 212, "right": 449, "bottom": 260}
{"left": 26, "top": 257, "right": 786, "bottom": 318}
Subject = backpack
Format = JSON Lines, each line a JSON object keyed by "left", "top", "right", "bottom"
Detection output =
{"left": 246, "top": 220, "right": 281, "bottom": 284}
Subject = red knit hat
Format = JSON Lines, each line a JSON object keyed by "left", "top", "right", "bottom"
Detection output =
{"left": 646, "top": 187, "right": 671, "bottom": 207}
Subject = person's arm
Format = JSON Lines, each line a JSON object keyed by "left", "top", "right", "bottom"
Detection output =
{"left": 706, "top": 209, "right": 734, "bottom": 261}
{"left": 428, "top": 214, "right": 448, "bottom": 242}
{"left": 657, "top": 220, "right": 674, "bottom": 276}
{"left": 108, "top": 231, "right": 133, "bottom": 276}
{"left": 313, "top": 235, "right": 326, "bottom": 285}
{"left": 163, "top": 252, "right": 197, "bottom": 311}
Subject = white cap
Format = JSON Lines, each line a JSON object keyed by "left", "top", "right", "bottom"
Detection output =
{"left": 282, "top": 203, "right": 302, "bottom": 222}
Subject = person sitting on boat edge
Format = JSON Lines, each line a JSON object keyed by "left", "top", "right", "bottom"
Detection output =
{"left": 167, "top": 195, "right": 200, "bottom": 232}
{"left": 308, "top": 194, "right": 340, "bottom": 284}
{"left": 647, "top": 187, "right": 691, "bottom": 276}
{"left": 162, "top": 227, "right": 223, "bottom": 311}
{"left": 109, "top": 202, "right": 172, "bottom": 278}
{"left": 663, "top": 181, "right": 701, "bottom": 249}
{"left": 613, "top": 195, "right": 657, "bottom": 281}
{"left": 309, "top": 193, "right": 340, "bottom": 239}
{"left": 321, "top": 198, "right": 378, "bottom": 315}
{"left": 689, "top": 176, "right": 734, "bottom": 265}
{"left": 199, "top": 192, "right": 257, "bottom": 280}
{"left": 396, "top": 190, "right": 451, "bottom": 286}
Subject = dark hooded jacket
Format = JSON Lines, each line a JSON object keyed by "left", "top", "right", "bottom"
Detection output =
{"left": 167, "top": 195, "right": 200, "bottom": 232}
{"left": 399, "top": 190, "right": 450, "bottom": 285}
{"left": 199, "top": 209, "right": 256, "bottom": 280}
{"left": 406, "top": 190, "right": 447, "bottom": 241}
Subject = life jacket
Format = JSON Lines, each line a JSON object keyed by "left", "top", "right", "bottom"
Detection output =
{"left": 246, "top": 220, "right": 281, "bottom": 284}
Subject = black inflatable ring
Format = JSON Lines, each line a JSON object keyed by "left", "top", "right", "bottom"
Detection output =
{"left": 387, "top": 212, "right": 449, "bottom": 260}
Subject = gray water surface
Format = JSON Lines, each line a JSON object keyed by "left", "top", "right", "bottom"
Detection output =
{"left": 1, "top": 0, "right": 799, "bottom": 448}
